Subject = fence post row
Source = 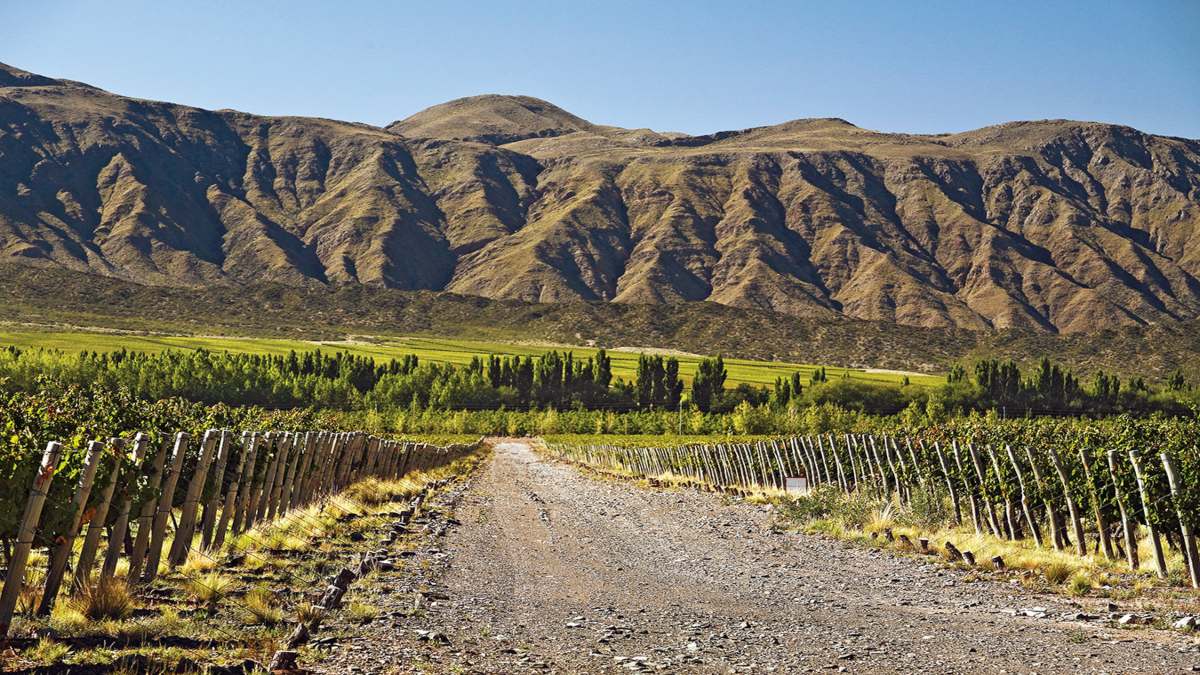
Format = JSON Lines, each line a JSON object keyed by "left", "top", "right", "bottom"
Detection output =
{"left": 544, "top": 432, "right": 1200, "bottom": 580}
{"left": 0, "top": 429, "right": 479, "bottom": 638}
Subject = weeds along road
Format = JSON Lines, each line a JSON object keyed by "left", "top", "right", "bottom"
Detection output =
{"left": 318, "top": 441, "right": 1200, "bottom": 674}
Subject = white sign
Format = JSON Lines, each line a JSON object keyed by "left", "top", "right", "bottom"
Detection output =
{"left": 785, "top": 476, "right": 808, "bottom": 494}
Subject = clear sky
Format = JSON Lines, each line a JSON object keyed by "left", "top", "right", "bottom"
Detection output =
{"left": 3, "top": 0, "right": 1198, "bottom": 138}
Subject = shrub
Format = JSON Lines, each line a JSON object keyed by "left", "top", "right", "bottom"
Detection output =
{"left": 897, "top": 487, "right": 951, "bottom": 530}
{"left": 778, "top": 484, "right": 844, "bottom": 523}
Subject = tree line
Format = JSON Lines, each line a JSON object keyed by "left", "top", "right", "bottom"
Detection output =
{"left": 0, "top": 345, "right": 1194, "bottom": 418}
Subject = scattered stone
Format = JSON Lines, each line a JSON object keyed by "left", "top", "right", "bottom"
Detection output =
{"left": 267, "top": 650, "right": 299, "bottom": 673}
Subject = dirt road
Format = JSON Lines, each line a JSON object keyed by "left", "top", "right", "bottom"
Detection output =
{"left": 317, "top": 440, "right": 1200, "bottom": 673}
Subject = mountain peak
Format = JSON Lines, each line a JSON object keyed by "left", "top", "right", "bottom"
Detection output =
{"left": 388, "top": 94, "right": 595, "bottom": 145}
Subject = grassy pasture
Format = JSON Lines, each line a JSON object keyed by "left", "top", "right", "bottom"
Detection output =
{"left": 0, "top": 327, "right": 944, "bottom": 388}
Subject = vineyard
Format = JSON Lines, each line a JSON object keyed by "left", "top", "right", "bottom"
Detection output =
{"left": 0, "top": 384, "right": 482, "bottom": 672}
{"left": 544, "top": 417, "right": 1200, "bottom": 589}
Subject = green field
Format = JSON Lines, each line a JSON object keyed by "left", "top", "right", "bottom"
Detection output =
{"left": 0, "top": 327, "right": 944, "bottom": 388}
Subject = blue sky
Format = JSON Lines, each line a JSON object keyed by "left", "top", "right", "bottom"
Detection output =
{"left": 3, "top": 1, "right": 1198, "bottom": 138}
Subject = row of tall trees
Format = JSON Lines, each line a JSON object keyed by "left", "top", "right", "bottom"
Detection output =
{"left": 0, "top": 346, "right": 741, "bottom": 413}
{"left": 956, "top": 357, "right": 1173, "bottom": 414}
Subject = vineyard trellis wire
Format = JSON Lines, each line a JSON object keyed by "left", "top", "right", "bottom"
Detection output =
{"left": 544, "top": 417, "right": 1200, "bottom": 588}
{"left": 0, "top": 424, "right": 481, "bottom": 637}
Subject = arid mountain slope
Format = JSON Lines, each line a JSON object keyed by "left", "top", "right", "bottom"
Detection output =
{"left": 2, "top": 62, "right": 1198, "bottom": 333}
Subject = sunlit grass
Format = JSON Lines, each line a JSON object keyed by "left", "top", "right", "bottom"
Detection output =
{"left": 0, "top": 328, "right": 941, "bottom": 389}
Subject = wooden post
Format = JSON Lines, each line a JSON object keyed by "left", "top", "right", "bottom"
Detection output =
{"left": 823, "top": 436, "right": 850, "bottom": 494}
{"left": 142, "top": 432, "right": 189, "bottom": 584}
{"left": 1160, "top": 452, "right": 1200, "bottom": 589}
{"left": 868, "top": 436, "right": 891, "bottom": 497}
{"left": 101, "top": 433, "right": 150, "bottom": 580}
{"left": 887, "top": 436, "right": 910, "bottom": 504}
{"left": 232, "top": 432, "right": 261, "bottom": 535}
{"left": 1048, "top": 448, "right": 1088, "bottom": 558}
{"left": 198, "top": 430, "right": 232, "bottom": 551}
{"left": 38, "top": 440, "right": 104, "bottom": 615}
{"left": 987, "top": 445, "right": 1018, "bottom": 539}
{"left": 967, "top": 443, "right": 1003, "bottom": 537}
{"left": 73, "top": 438, "right": 124, "bottom": 591}
{"left": 790, "top": 437, "right": 812, "bottom": 485}
{"left": 904, "top": 437, "right": 925, "bottom": 489}
{"left": 280, "top": 432, "right": 309, "bottom": 514}
{"left": 168, "top": 430, "right": 218, "bottom": 567}
{"left": 844, "top": 434, "right": 861, "bottom": 491}
{"left": 933, "top": 442, "right": 962, "bottom": 525}
{"left": 215, "top": 432, "right": 251, "bottom": 549}
{"left": 1023, "top": 446, "right": 1065, "bottom": 552}
{"left": 1004, "top": 444, "right": 1043, "bottom": 548}
{"left": 128, "top": 436, "right": 172, "bottom": 582}
{"left": 252, "top": 433, "right": 280, "bottom": 525}
{"left": 265, "top": 432, "right": 293, "bottom": 521}
{"left": 1105, "top": 450, "right": 1139, "bottom": 572}
{"left": 1077, "top": 448, "right": 1115, "bottom": 560}
{"left": 952, "top": 440, "right": 983, "bottom": 536}
{"left": 1128, "top": 450, "right": 1168, "bottom": 578}
{"left": 0, "top": 441, "right": 63, "bottom": 638}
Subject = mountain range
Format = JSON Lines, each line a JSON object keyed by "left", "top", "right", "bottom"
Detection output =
{"left": 2, "top": 62, "right": 1198, "bottom": 334}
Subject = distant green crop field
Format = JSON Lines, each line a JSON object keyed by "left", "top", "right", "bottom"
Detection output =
{"left": 0, "top": 327, "right": 944, "bottom": 388}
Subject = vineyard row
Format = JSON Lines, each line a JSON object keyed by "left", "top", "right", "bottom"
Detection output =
{"left": 0, "top": 428, "right": 480, "bottom": 637}
{"left": 545, "top": 431, "right": 1200, "bottom": 588}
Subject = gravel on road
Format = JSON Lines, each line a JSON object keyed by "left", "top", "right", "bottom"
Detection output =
{"left": 314, "top": 440, "right": 1200, "bottom": 674}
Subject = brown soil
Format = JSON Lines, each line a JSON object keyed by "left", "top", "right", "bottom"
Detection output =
{"left": 314, "top": 441, "right": 1200, "bottom": 673}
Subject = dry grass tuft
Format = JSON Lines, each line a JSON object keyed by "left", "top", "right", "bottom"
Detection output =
{"left": 75, "top": 578, "right": 135, "bottom": 620}
{"left": 26, "top": 637, "right": 70, "bottom": 664}
{"left": 1043, "top": 561, "right": 1075, "bottom": 585}
{"left": 242, "top": 587, "right": 283, "bottom": 626}
{"left": 185, "top": 571, "right": 234, "bottom": 608}
{"left": 346, "top": 600, "right": 379, "bottom": 622}
{"left": 1067, "top": 573, "right": 1093, "bottom": 596}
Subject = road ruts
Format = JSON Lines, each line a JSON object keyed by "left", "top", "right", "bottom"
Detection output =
{"left": 316, "top": 440, "right": 1200, "bottom": 674}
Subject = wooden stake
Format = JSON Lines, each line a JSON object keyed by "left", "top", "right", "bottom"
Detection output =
{"left": 1105, "top": 450, "right": 1139, "bottom": 572}
{"left": 142, "top": 432, "right": 189, "bottom": 584}
{"left": 101, "top": 433, "right": 150, "bottom": 581}
{"left": 952, "top": 440, "right": 983, "bottom": 536}
{"left": 128, "top": 436, "right": 172, "bottom": 582}
{"left": 73, "top": 438, "right": 124, "bottom": 591}
{"left": 1077, "top": 448, "right": 1115, "bottom": 560}
{"left": 1048, "top": 448, "right": 1088, "bottom": 558}
{"left": 1004, "top": 444, "right": 1043, "bottom": 548}
{"left": 967, "top": 443, "right": 1003, "bottom": 538}
{"left": 1128, "top": 450, "right": 1168, "bottom": 578}
{"left": 198, "top": 430, "right": 232, "bottom": 551}
{"left": 38, "top": 440, "right": 104, "bottom": 615}
{"left": 933, "top": 442, "right": 962, "bottom": 526}
{"left": 1023, "top": 446, "right": 1065, "bottom": 552}
{"left": 1160, "top": 452, "right": 1200, "bottom": 588}
{"left": 0, "top": 441, "right": 63, "bottom": 638}
{"left": 168, "top": 430, "right": 218, "bottom": 566}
